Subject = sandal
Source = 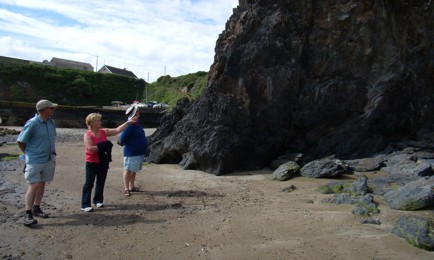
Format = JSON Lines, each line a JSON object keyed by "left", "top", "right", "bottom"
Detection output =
{"left": 130, "top": 187, "right": 141, "bottom": 192}
{"left": 123, "top": 190, "right": 130, "bottom": 196}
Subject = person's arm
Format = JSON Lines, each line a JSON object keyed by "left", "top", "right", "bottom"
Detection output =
{"left": 17, "top": 141, "right": 26, "bottom": 154}
{"left": 104, "top": 117, "right": 137, "bottom": 137}
{"left": 84, "top": 133, "right": 98, "bottom": 153}
{"left": 16, "top": 119, "right": 33, "bottom": 153}
{"left": 119, "top": 125, "right": 133, "bottom": 144}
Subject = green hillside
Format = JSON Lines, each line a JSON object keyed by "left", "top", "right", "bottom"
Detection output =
{"left": 145, "top": 71, "right": 208, "bottom": 106}
{"left": 0, "top": 62, "right": 145, "bottom": 105}
{"left": 0, "top": 61, "right": 208, "bottom": 107}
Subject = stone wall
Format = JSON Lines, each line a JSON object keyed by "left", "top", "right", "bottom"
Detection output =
{"left": 0, "top": 103, "right": 164, "bottom": 128}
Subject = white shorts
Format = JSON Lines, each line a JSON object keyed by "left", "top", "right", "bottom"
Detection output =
{"left": 124, "top": 155, "right": 145, "bottom": 173}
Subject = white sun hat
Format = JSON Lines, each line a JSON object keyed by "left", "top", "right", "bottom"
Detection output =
{"left": 125, "top": 105, "right": 138, "bottom": 120}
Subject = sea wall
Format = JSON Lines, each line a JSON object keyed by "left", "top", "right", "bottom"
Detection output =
{"left": 0, "top": 102, "right": 165, "bottom": 128}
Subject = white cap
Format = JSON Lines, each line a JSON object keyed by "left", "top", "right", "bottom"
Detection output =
{"left": 36, "top": 99, "right": 58, "bottom": 111}
{"left": 125, "top": 105, "right": 138, "bottom": 120}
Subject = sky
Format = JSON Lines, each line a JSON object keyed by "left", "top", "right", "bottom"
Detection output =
{"left": 0, "top": 0, "right": 238, "bottom": 83}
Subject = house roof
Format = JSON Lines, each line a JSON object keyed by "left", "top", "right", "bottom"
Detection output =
{"left": 50, "top": 57, "right": 94, "bottom": 71}
{"left": 0, "top": 55, "right": 30, "bottom": 64}
{"left": 99, "top": 65, "right": 138, "bottom": 78}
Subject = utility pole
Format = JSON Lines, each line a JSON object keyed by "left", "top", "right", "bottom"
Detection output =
{"left": 164, "top": 66, "right": 166, "bottom": 76}
{"left": 146, "top": 72, "right": 149, "bottom": 103}
{"left": 95, "top": 56, "right": 98, "bottom": 72}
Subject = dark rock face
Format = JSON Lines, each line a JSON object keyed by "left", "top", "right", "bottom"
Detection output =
{"left": 149, "top": 0, "right": 434, "bottom": 175}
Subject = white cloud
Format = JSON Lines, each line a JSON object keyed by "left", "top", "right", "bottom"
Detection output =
{"left": 0, "top": 0, "right": 238, "bottom": 82}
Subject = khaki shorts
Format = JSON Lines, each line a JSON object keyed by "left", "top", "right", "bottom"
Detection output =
{"left": 24, "top": 158, "right": 56, "bottom": 183}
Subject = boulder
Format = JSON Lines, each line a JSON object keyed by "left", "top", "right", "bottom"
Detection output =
{"left": 381, "top": 161, "right": 434, "bottom": 176}
{"left": 300, "top": 159, "right": 347, "bottom": 178}
{"left": 383, "top": 176, "right": 434, "bottom": 210}
{"left": 271, "top": 161, "right": 300, "bottom": 181}
{"left": 392, "top": 215, "right": 434, "bottom": 251}
{"left": 345, "top": 157, "right": 385, "bottom": 172}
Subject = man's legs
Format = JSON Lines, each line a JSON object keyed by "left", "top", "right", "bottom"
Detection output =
{"left": 23, "top": 161, "right": 54, "bottom": 224}
{"left": 129, "top": 172, "right": 137, "bottom": 190}
{"left": 24, "top": 182, "right": 42, "bottom": 226}
{"left": 34, "top": 182, "right": 45, "bottom": 205}
{"left": 123, "top": 169, "right": 132, "bottom": 196}
{"left": 32, "top": 182, "right": 49, "bottom": 217}
{"left": 124, "top": 155, "right": 143, "bottom": 192}
{"left": 25, "top": 182, "right": 42, "bottom": 211}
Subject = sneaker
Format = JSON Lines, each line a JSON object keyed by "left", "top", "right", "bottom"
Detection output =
{"left": 23, "top": 212, "right": 38, "bottom": 226}
{"left": 93, "top": 203, "right": 104, "bottom": 208}
{"left": 81, "top": 207, "right": 93, "bottom": 212}
{"left": 32, "top": 206, "right": 49, "bottom": 218}
{"left": 124, "top": 190, "right": 130, "bottom": 196}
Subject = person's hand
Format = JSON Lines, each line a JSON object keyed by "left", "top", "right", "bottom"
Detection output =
{"left": 127, "top": 117, "right": 137, "bottom": 124}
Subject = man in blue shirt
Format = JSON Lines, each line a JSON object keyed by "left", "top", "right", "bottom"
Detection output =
{"left": 17, "top": 99, "right": 58, "bottom": 226}
{"left": 119, "top": 105, "right": 148, "bottom": 196}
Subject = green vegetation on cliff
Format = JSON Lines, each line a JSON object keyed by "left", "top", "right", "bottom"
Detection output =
{"left": 0, "top": 62, "right": 145, "bottom": 105}
{"left": 0, "top": 62, "right": 208, "bottom": 107}
{"left": 146, "top": 71, "right": 208, "bottom": 106}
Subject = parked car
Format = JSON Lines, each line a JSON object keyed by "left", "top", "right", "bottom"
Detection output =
{"left": 147, "top": 101, "right": 157, "bottom": 108}
{"left": 153, "top": 103, "right": 169, "bottom": 108}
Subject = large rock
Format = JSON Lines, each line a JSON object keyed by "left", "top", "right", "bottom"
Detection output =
{"left": 383, "top": 176, "right": 434, "bottom": 210}
{"left": 345, "top": 157, "right": 385, "bottom": 172}
{"left": 149, "top": 0, "right": 434, "bottom": 175}
{"left": 271, "top": 161, "right": 300, "bottom": 181}
{"left": 300, "top": 159, "right": 347, "bottom": 178}
{"left": 392, "top": 215, "right": 434, "bottom": 251}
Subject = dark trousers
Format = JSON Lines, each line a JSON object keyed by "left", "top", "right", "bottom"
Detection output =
{"left": 81, "top": 162, "right": 108, "bottom": 208}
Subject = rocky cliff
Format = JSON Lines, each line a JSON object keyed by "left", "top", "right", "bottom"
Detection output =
{"left": 149, "top": 0, "right": 434, "bottom": 175}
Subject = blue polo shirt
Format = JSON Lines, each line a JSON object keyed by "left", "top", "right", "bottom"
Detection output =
{"left": 17, "top": 114, "right": 57, "bottom": 164}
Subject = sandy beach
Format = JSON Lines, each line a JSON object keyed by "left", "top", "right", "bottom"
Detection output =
{"left": 0, "top": 127, "right": 433, "bottom": 259}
